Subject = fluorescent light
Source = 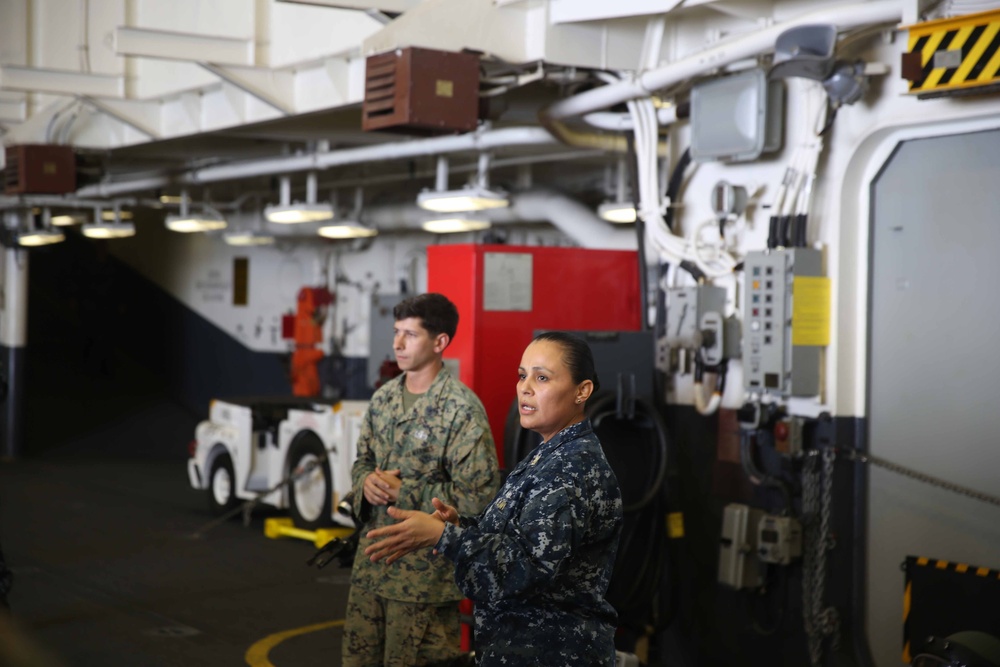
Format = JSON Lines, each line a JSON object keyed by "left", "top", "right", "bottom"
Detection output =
{"left": 422, "top": 216, "right": 492, "bottom": 234}
{"left": 159, "top": 194, "right": 184, "bottom": 204}
{"left": 224, "top": 231, "right": 275, "bottom": 246}
{"left": 318, "top": 221, "right": 378, "bottom": 239}
{"left": 82, "top": 221, "right": 136, "bottom": 239}
{"left": 52, "top": 213, "right": 86, "bottom": 226}
{"left": 597, "top": 201, "right": 637, "bottom": 224}
{"left": 264, "top": 202, "right": 334, "bottom": 224}
{"left": 416, "top": 185, "right": 509, "bottom": 213}
{"left": 101, "top": 209, "right": 134, "bottom": 221}
{"left": 165, "top": 213, "right": 228, "bottom": 233}
{"left": 18, "top": 229, "right": 65, "bottom": 247}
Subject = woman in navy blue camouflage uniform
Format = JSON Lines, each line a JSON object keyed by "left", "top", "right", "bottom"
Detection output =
{"left": 365, "top": 331, "right": 623, "bottom": 666}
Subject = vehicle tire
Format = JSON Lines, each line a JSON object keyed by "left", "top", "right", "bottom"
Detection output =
{"left": 287, "top": 434, "right": 334, "bottom": 530}
{"left": 207, "top": 452, "right": 238, "bottom": 516}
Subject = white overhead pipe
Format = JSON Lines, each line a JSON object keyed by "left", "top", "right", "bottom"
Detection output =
{"left": 544, "top": 0, "right": 904, "bottom": 122}
{"left": 76, "top": 126, "right": 561, "bottom": 199}
{"left": 361, "top": 188, "right": 638, "bottom": 250}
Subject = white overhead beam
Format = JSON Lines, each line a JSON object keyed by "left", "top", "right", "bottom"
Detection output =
{"left": 0, "top": 97, "right": 27, "bottom": 123}
{"left": 82, "top": 97, "right": 161, "bottom": 138}
{"left": 114, "top": 26, "right": 255, "bottom": 67}
{"left": 276, "top": 0, "right": 420, "bottom": 11}
{"left": 549, "top": 0, "right": 684, "bottom": 23}
{"left": 0, "top": 66, "right": 125, "bottom": 98}
{"left": 199, "top": 64, "right": 295, "bottom": 115}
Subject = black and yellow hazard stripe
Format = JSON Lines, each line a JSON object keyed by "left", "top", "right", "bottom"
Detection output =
{"left": 904, "top": 8, "right": 1000, "bottom": 96}
{"left": 902, "top": 555, "right": 1000, "bottom": 663}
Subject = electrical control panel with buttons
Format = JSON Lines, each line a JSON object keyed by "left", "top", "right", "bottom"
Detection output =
{"left": 742, "top": 248, "right": 823, "bottom": 396}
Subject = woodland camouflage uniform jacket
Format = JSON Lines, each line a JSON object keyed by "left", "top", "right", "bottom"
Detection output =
{"left": 349, "top": 368, "right": 499, "bottom": 603}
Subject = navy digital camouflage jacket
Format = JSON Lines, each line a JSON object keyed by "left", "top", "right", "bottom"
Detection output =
{"left": 435, "top": 419, "right": 623, "bottom": 666}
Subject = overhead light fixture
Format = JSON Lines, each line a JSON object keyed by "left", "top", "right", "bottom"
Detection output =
{"left": 164, "top": 191, "right": 228, "bottom": 233}
{"left": 82, "top": 221, "right": 136, "bottom": 239}
{"left": 159, "top": 194, "right": 184, "bottom": 204}
{"left": 83, "top": 207, "right": 135, "bottom": 239}
{"left": 416, "top": 154, "right": 509, "bottom": 213}
{"left": 597, "top": 157, "right": 637, "bottom": 224}
{"left": 422, "top": 216, "right": 492, "bottom": 234}
{"left": 597, "top": 201, "right": 637, "bottom": 224}
{"left": 224, "top": 230, "right": 275, "bottom": 246}
{"left": 17, "top": 208, "right": 65, "bottom": 247}
{"left": 318, "top": 220, "right": 377, "bottom": 239}
{"left": 166, "top": 212, "right": 227, "bottom": 233}
{"left": 101, "top": 209, "right": 134, "bottom": 222}
{"left": 265, "top": 172, "right": 334, "bottom": 223}
{"left": 52, "top": 213, "right": 86, "bottom": 226}
{"left": 18, "top": 229, "right": 65, "bottom": 246}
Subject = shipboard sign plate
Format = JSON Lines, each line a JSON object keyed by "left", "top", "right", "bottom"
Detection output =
{"left": 483, "top": 252, "right": 532, "bottom": 311}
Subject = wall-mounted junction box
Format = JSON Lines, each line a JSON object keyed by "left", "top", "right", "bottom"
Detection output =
{"left": 665, "top": 285, "right": 726, "bottom": 350}
{"left": 757, "top": 514, "right": 802, "bottom": 565}
{"left": 719, "top": 503, "right": 764, "bottom": 589}
{"left": 741, "top": 248, "right": 828, "bottom": 396}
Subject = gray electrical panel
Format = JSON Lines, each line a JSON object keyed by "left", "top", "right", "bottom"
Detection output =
{"left": 742, "top": 249, "right": 826, "bottom": 396}
{"left": 367, "top": 293, "right": 406, "bottom": 389}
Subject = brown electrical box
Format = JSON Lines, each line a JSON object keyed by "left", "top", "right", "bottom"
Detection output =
{"left": 362, "top": 46, "right": 480, "bottom": 134}
{"left": 4, "top": 144, "right": 77, "bottom": 195}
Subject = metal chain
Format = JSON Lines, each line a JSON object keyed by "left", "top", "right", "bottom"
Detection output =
{"left": 848, "top": 450, "right": 1000, "bottom": 508}
{"left": 818, "top": 448, "right": 840, "bottom": 650}
{"left": 802, "top": 448, "right": 840, "bottom": 666}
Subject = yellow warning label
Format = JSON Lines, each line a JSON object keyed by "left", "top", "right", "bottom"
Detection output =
{"left": 904, "top": 8, "right": 1000, "bottom": 95}
{"left": 791, "top": 276, "right": 831, "bottom": 346}
{"left": 667, "top": 512, "right": 685, "bottom": 538}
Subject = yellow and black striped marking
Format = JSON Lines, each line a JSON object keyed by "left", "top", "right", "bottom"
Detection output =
{"left": 902, "top": 555, "right": 1000, "bottom": 663}
{"left": 903, "top": 8, "right": 1000, "bottom": 97}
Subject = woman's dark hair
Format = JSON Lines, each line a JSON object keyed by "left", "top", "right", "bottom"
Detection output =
{"left": 532, "top": 331, "right": 601, "bottom": 393}
{"left": 393, "top": 293, "right": 459, "bottom": 340}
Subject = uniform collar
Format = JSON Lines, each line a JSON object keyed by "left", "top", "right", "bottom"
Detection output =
{"left": 535, "top": 418, "right": 593, "bottom": 456}
{"left": 392, "top": 366, "right": 451, "bottom": 416}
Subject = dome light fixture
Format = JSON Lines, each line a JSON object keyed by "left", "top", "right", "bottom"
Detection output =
{"left": 83, "top": 207, "right": 136, "bottom": 239}
{"left": 318, "top": 220, "right": 378, "bottom": 239}
{"left": 51, "top": 213, "right": 87, "bottom": 226}
{"left": 265, "top": 172, "right": 334, "bottom": 223}
{"left": 416, "top": 154, "right": 509, "bottom": 213}
{"left": 165, "top": 191, "right": 228, "bottom": 233}
{"left": 597, "top": 157, "right": 637, "bottom": 224}
{"left": 18, "top": 208, "right": 65, "bottom": 247}
{"left": 223, "top": 230, "right": 276, "bottom": 246}
{"left": 421, "top": 215, "right": 492, "bottom": 234}
{"left": 82, "top": 221, "right": 136, "bottom": 239}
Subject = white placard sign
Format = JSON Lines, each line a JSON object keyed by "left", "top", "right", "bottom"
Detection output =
{"left": 483, "top": 252, "right": 532, "bottom": 311}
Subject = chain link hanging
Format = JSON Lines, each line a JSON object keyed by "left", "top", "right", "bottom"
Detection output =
{"left": 802, "top": 447, "right": 840, "bottom": 666}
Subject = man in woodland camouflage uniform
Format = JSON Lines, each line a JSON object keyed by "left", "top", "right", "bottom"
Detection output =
{"left": 343, "top": 293, "right": 499, "bottom": 667}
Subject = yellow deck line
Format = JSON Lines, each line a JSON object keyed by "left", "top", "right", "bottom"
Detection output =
{"left": 245, "top": 619, "right": 345, "bottom": 667}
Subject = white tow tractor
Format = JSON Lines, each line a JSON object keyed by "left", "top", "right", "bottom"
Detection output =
{"left": 187, "top": 397, "right": 368, "bottom": 529}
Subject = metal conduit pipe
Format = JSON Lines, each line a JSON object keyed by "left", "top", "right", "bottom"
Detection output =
{"left": 543, "top": 0, "right": 903, "bottom": 123}
{"left": 76, "top": 127, "right": 562, "bottom": 199}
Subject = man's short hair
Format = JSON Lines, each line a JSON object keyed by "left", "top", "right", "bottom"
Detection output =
{"left": 393, "top": 293, "right": 459, "bottom": 341}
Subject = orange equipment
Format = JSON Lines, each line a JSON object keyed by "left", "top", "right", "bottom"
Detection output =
{"left": 285, "top": 287, "right": 334, "bottom": 397}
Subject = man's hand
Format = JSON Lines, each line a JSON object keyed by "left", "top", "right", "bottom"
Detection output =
{"left": 364, "top": 506, "right": 446, "bottom": 565}
{"left": 430, "top": 497, "right": 459, "bottom": 526}
{"left": 363, "top": 467, "right": 402, "bottom": 506}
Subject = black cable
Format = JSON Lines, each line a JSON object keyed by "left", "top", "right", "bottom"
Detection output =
{"left": 664, "top": 148, "right": 692, "bottom": 232}
{"left": 795, "top": 213, "right": 808, "bottom": 247}
{"left": 739, "top": 430, "right": 793, "bottom": 515}
{"left": 767, "top": 215, "right": 779, "bottom": 250}
{"left": 589, "top": 392, "right": 669, "bottom": 513}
